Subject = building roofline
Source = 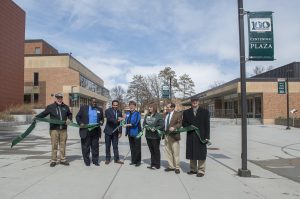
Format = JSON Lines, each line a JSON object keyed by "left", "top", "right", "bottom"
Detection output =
{"left": 25, "top": 53, "right": 107, "bottom": 89}
{"left": 186, "top": 62, "right": 300, "bottom": 101}
{"left": 25, "top": 39, "right": 58, "bottom": 52}
{"left": 11, "top": 1, "right": 26, "bottom": 15}
{"left": 25, "top": 53, "right": 69, "bottom": 57}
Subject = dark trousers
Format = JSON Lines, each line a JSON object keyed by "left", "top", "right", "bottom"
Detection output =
{"left": 146, "top": 138, "right": 161, "bottom": 168}
{"left": 128, "top": 136, "right": 141, "bottom": 164}
{"left": 81, "top": 128, "right": 99, "bottom": 164}
{"left": 105, "top": 133, "right": 119, "bottom": 161}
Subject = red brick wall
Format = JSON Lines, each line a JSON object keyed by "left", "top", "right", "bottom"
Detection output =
{"left": 0, "top": 0, "right": 25, "bottom": 111}
{"left": 263, "top": 93, "right": 300, "bottom": 119}
{"left": 24, "top": 67, "right": 80, "bottom": 106}
{"left": 25, "top": 41, "right": 58, "bottom": 55}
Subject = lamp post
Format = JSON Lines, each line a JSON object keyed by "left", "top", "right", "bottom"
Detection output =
{"left": 71, "top": 86, "right": 77, "bottom": 117}
{"left": 237, "top": 0, "right": 251, "bottom": 177}
{"left": 286, "top": 70, "right": 292, "bottom": 130}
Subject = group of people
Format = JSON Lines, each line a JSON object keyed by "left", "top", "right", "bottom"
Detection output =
{"left": 36, "top": 93, "right": 210, "bottom": 177}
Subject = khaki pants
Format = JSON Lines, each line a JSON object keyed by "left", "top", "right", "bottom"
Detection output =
{"left": 190, "top": 160, "right": 206, "bottom": 174}
{"left": 164, "top": 135, "right": 180, "bottom": 169}
{"left": 50, "top": 129, "right": 67, "bottom": 163}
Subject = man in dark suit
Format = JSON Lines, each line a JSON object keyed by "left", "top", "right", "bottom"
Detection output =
{"left": 104, "top": 100, "right": 124, "bottom": 164}
{"left": 182, "top": 97, "right": 210, "bottom": 177}
{"left": 76, "top": 98, "right": 104, "bottom": 166}
{"left": 164, "top": 102, "right": 182, "bottom": 174}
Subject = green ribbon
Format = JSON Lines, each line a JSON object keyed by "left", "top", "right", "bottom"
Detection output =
{"left": 139, "top": 125, "right": 211, "bottom": 145}
{"left": 11, "top": 118, "right": 100, "bottom": 148}
{"left": 112, "top": 120, "right": 126, "bottom": 133}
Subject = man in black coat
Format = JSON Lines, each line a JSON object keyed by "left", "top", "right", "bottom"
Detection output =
{"left": 103, "top": 100, "right": 124, "bottom": 164}
{"left": 182, "top": 97, "right": 210, "bottom": 177}
{"left": 36, "top": 93, "right": 72, "bottom": 167}
{"left": 76, "top": 98, "right": 104, "bottom": 166}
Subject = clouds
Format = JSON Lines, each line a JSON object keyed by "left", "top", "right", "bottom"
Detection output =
{"left": 14, "top": 0, "right": 300, "bottom": 94}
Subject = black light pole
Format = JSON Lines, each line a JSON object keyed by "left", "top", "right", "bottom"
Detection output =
{"left": 286, "top": 71, "right": 290, "bottom": 130}
{"left": 237, "top": 0, "right": 251, "bottom": 177}
{"left": 169, "top": 76, "right": 172, "bottom": 100}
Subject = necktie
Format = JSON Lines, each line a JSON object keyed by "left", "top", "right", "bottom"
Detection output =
{"left": 166, "top": 113, "right": 170, "bottom": 131}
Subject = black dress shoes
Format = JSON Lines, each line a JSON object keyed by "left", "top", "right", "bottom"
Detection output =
{"left": 175, "top": 169, "right": 180, "bottom": 174}
{"left": 164, "top": 168, "right": 175, "bottom": 172}
{"left": 135, "top": 162, "right": 141, "bottom": 167}
{"left": 50, "top": 162, "right": 56, "bottom": 167}
{"left": 60, "top": 161, "right": 70, "bottom": 166}
{"left": 197, "top": 173, "right": 205, "bottom": 177}
{"left": 187, "top": 171, "right": 197, "bottom": 175}
{"left": 93, "top": 162, "right": 100, "bottom": 166}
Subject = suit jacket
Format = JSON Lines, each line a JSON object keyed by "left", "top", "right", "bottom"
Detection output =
{"left": 76, "top": 105, "right": 104, "bottom": 139}
{"left": 164, "top": 111, "right": 182, "bottom": 141}
{"left": 104, "top": 108, "right": 123, "bottom": 135}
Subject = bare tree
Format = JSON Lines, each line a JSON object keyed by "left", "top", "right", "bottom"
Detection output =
{"left": 144, "top": 74, "right": 162, "bottom": 109}
{"left": 208, "top": 81, "right": 225, "bottom": 89}
{"left": 110, "top": 85, "right": 126, "bottom": 108}
{"left": 253, "top": 65, "right": 265, "bottom": 75}
{"left": 178, "top": 74, "right": 195, "bottom": 98}
{"left": 158, "top": 67, "right": 179, "bottom": 97}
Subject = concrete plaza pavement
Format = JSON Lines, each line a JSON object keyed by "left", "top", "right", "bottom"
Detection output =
{"left": 0, "top": 122, "right": 300, "bottom": 199}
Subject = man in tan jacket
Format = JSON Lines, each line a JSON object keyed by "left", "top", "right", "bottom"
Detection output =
{"left": 164, "top": 102, "right": 182, "bottom": 174}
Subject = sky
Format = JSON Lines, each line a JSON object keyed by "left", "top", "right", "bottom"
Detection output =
{"left": 14, "top": 0, "right": 300, "bottom": 94}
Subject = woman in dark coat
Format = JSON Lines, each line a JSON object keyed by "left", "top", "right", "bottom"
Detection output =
{"left": 182, "top": 97, "right": 210, "bottom": 177}
{"left": 143, "top": 103, "right": 164, "bottom": 169}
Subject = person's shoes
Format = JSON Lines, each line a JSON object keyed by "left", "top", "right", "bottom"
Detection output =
{"left": 175, "top": 169, "right": 180, "bottom": 174}
{"left": 114, "top": 160, "right": 124, "bottom": 164}
{"left": 197, "top": 173, "right": 205, "bottom": 177}
{"left": 50, "top": 162, "right": 56, "bottom": 167}
{"left": 155, "top": 166, "right": 160, "bottom": 169}
{"left": 129, "top": 162, "right": 135, "bottom": 165}
{"left": 135, "top": 162, "right": 141, "bottom": 167}
{"left": 147, "top": 166, "right": 154, "bottom": 170}
{"left": 187, "top": 171, "right": 197, "bottom": 175}
{"left": 85, "top": 162, "right": 90, "bottom": 166}
{"left": 164, "top": 168, "right": 175, "bottom": 172}
{"left": 60, "top": 161, "right": 70, "bottom": 166}
{"left": 93, "top": 162, "right": 100, "bottom": 166}
{"left": 105, "top": 160, "right": 110, "bottom": 165}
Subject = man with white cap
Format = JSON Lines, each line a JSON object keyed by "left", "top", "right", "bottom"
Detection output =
{"left": 36, "top": 92, "right": 72, "bottom": 167}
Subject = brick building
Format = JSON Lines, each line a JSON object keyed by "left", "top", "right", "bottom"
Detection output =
{"left": 182, "top": 62, "right": 300, "bottom": 124}
{"left": 24, "top": 40, "right": 109, "bottom": 114}
{"left": 0, "top": 0, "right": 25, "bottom": 111}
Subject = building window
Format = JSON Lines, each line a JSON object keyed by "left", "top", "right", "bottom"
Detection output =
{"left": 24, "top": 94, "right": 31, "bottom": 104}
{"left": 79, "top": 74, "right": 110, "bottom": 97}
{"left": 34, "top": 94, "right": 39, "bottom": 103}
{"left": 35, "top": 47, "right": 41, "bottom": 54}
{"left": 34, "top": 72, "right": 39, "bottom": 86}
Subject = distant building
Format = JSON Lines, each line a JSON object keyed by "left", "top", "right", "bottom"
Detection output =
{"left": 0, "top": 0, "right": 25, "bottom": 111}
{"left": 24, "top": 40, "right": 109, "bottom": 113}
{"left": 182, "top": 62, "right": 300, "bottom": 124}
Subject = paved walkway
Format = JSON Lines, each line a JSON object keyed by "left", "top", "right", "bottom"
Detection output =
{"left": 0, "top": 123, "right": 299, "bottom": 199}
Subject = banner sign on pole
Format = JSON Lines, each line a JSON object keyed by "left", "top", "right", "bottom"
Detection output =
{"left": 162, "top": 85, "right": 170, "bottom": 99}
{"left": 248, "top": 11, "right": 274, "bottom": 61}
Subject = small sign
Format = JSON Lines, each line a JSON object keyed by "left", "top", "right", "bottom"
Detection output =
{"left": 248, "top": 11, "right": 274, "bottom": 61}
{"left": 162, "top": 85, "right": 170, "bottom": 99}
{"left": 278, "top": 81, "right": 286, "bottom": 94}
